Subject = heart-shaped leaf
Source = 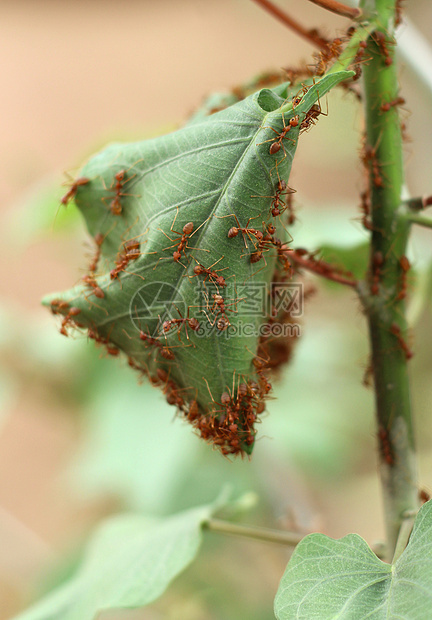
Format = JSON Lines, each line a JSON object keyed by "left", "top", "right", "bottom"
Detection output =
{"left": 44, "top": 71, "right": 353, "bottom": 456}
{"left": 275, "top": 500, "right": 432, "bottom": 619}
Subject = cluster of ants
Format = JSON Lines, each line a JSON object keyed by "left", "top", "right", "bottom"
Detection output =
{"left": 126, "top": 361, "right": 270, "bottom": 457}
{"left": 185, "top": 380, "right": 267, "bottom": 457}
{"left": 53, "top": 82, "right": 331, "bottom": 452}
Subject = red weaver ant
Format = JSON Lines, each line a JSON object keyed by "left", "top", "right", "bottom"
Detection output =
{"left": 419, "top": 488, "right": 431, "bottom": 504}
{"left": 373, "top": 31, "right": 393, "bottom": 66}
{"left": 378, "top": 425, "right": 394, "bottom": 466}
{"left": 104, "top": 169, "right": 137, "bottom": 216}
{"left": 207, "top": 293, "right": 243, "bottom": 331}
{"left": 250, "top": 223, "right": 285, "bottom": 264}
{"left": 226, "top": 214, "right": 263, "bottom": 246}
{"left": 83, "top": 232, "right": 106, "bottom": 298}
{"left": 110, "top": 238, "right": 141, "bottom": 280}
{"left": 362, "top": 141, "right": 384, "bottom": 189}
{"left": 50, "top": 299, "right": 69, "bottom": 315}
{"left": 395, "top": 0, "right": 404, "bottom": 27}
{"left": 87, "top": 327, "right": 119, "bottom": 357}
{"left": 82, "top": 275, "right": 104, "bottom": 299}
{"left": 251, "top": 180, "right": 296, "bottom": 220}
{"left": 59, "top": 306, "right": 82, "bottom": 336}
{"left": 292, "top": 84, "right": 310, "bottom": 109}
{"left": 351, "top": 40, "right": 368, "bottom": 81}
{"left": 139, "top": 329, "right": 175, "bottom": 360}
{"left": 60, "top": 177, "right": 89, "bottom": 206}
{"left": 371, "top": 251, "right": 384, "bottom": 295}
{"left": 162, "top": 306, "right": 200, "bottom": 341}
{"left": 88, "top": 233, "right": 105, "bottom": 275}
{"left": 390, "top": 322, "right": 413, "bottom": 360}
{"left": 313, "top": 37, "right": 344, "bottom": 75}
{"left": 359, "top": 190, "right": 373, "bottom": 231}
{"left": 192, "top": 257, "right": 228, "bottom": 288}
{"left": 380, "top": 96, "right": 405, "bottom": 113}
{"left": 158, "top": 209, "right": 208, "bottom": 266}
{"left": 396, "top": 255, "right": 410, "bottom": 301}
{"left": 258, "top": 114, "right": 299, "bottom": 161}
{"left": 300, "top": 100, "right": 327, "bottom": 133}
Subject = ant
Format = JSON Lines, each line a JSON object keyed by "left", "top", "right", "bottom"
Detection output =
{"left": 362, "top": 141, "right": 384, "bottom": 189}
{"left": 208, "top": 293, "right": 242, "bottom": 331}
{"left": 88, "top": 232, "right": 105, "bottom": 275}
{"left": 226, "top": 214, "right": 263, "bottom": 246}
{"left": 82, "top": 275, "right": 104, "bottom": 299}
{"left": 87, "top": 327, "right": 119, "bottom": 357}
{"left": 50, "top": 299, "right": 69, "bottom": 315}
{"left": 292, "top": 84, "right": 310, "bottom": 108}
{"left": 110, "top": 238, "right": 141, "bottom": 280}
{"left": 83, "top": 232, "right": 106, "bottom": 298}
{"left": 104, "top": 169, "right": 136, "bottom": 216}
{"left": 161, "top": 306, "right": 200, "bottom": 341}
{"left": 352, "top": 40, "right": 368, "bottom": 81}
{"left": 59, "top": 307, "right": 82, "bottom": 336}
{"left": 258, "top": 114, "right": 299, "bottom": 162}
{"left": 396, "top": 255, "right": 410, "bottom": 301}
{"left": 187, "top": 399, "right": 200, "bottom": 422}
{"left": 158, "top": 209, "right": 208, "bottom": 266}
{"left": 395, "top": 0, "right": 404, "bottom": 27}
{"left": 139, "top": 328, "right": 175, "bottom": 360}
{"left": 378, "top": 425, "right": 394, "bottom": 466}
{"left": 314, "top": 37, "right": 344, "bottom": 75}
{"left": 192, "top": 257, "right": 228, "bottom": 288}
{"left": 252, "top": 179, "right": 296, "bottom": 220}
{"left": 60, "top": 176, "right": 89, "bottom": 206}
{"left": 250, "top": 223, "right": 284, "bottom": 264}
{"left": 300, "top": 100, "right": 327, "bottom": 133}
{"left": 371, "top": 251, "right": 384, "bottom": 295}
{"left": 359, "top": 190, "right": 373, "bottom": 231}
{"left": 373, "top": 31, "right": 393, "bottom": 66}
{"left": 283, "top": 186, "right": 296, "bottom": 225}
{"left": 276, "top": 244, "right": 292, "bottom": 273}
{"left": 419, "top": 488, "right": 431, "bottom": 504}
{"left": 380, "top": 96, "right": 405, "bottom": 113}
{"left": 390, "top": 322, "right": 413, "bottom": 360}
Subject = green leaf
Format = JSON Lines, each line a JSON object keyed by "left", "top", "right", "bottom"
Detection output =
{"left": 13, "top": 500, "right": 224, "bottom": 620}
{"left": 275, "top": 500, "right": 432, "bottom": 620}
{"left": 43, "top": 71, "right": 352, "bottom": 457}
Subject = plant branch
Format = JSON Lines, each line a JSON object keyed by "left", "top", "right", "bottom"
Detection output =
{"left": 306, "top": 0, "right": 362, "bottom": 19}
{"left": 286, "top": 249, "right": 358, "bottom": 288}
{"left": 250, "top": 0, "right": 329, "bottom": 49}
{"left": 403, "top": 213, "right": 432, "bottom": 230}
{"left": 205, "top": 518, "right": 304, "bottom": 546}
{"left": 392, "top": 510, "right": 416, "bottom": 563}
{"left": 360, "top": 0, "right": 418, "bottom": 559}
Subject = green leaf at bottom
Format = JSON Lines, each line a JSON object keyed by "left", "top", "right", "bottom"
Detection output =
{"left": 275, "top": 500, "right": 432, "bottom": 620}
{"left": 13, "top": 501, "right": 221, "bottom": 620}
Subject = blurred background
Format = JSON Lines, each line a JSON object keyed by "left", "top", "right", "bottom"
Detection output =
{"left": 1, "top": 1, "right": 432, "bottom": 618}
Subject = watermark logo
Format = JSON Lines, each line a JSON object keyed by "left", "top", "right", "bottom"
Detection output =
{"left": 129, "top": 281, "right": 186, "bottom": 332}
{"left": 129, "top": 280, "right": 303, "bottom": 337}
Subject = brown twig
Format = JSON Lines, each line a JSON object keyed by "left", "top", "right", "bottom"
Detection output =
{"left": 250, "top": 0, "right": 329, "bottom": 50}
{"left": 286, "top": 249, "right": 358, "bottom": 288}
{"left": 306, "top": 0, "right": 362, "bottom": 19}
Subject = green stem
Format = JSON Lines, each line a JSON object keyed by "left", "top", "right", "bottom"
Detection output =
{"left": 392, "top": 510, "right": 416, "bottom": 563}
{"left": 360, "top": 0, "right": 418, "bottom": 559}
{"left": 403, "top": 213, "right": 432, "bottom": 230}
{"left": 205, "top": 519, "right": 303, "bottom": 546}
